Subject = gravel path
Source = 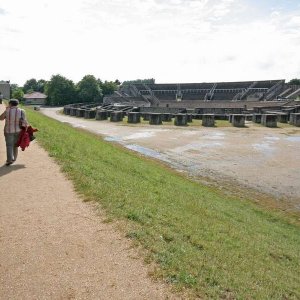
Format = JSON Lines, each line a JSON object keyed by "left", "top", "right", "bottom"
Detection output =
{"left": 0, "top": 104, "right": 176, "bottom": 299}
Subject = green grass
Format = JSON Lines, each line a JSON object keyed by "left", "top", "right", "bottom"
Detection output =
{"left": 27, "top": 109, "right": 300, "bottom": 299}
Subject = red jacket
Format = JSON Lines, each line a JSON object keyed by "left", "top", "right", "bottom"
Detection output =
{"left": 17, "top": 126, "right": 38, "bottom": 151}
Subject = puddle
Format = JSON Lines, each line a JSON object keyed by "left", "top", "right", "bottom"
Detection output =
{"left": 265, "top": 136, "right": 280, "bottom": 141}
{"left": 252, "top": 143, "right": 274, "bottom": 155}
{"left": 286, "top": 136, "right": 300, "bottom": 142}
{"left": 171, "top": 142, "right": 223, "bottom": 153}
{"left": 123, "top": 131, "right": 155, "bottom": 140}
{"left": 208, "top": 134, "right": 225, "bottom": 140}
{"left": 182, "top": 131, "right": 198, "bottom": 136}
{"left": 125, "top": 144, "right": 170, "bottom": 162}
{"left": 104, "top": 136, "right": 123, "bottom": 142}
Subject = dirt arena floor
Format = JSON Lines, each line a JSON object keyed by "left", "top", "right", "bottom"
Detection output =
{"left": 42, "top": 108, "right": 300, "bottom": 213}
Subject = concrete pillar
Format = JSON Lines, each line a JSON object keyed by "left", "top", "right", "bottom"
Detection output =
{"left": 174, "top": 114, "right": 187, "bottom": 126}
{"left": 232, "top": 114, "right": 245, "bottom": 127}
{"left": 70, "top": 108, "right": 77, "bottom": 116}
{"left": 76, "top": 108, "right": 85, "bottom": 118}
{"left": 202, "top": 114, "right": 215, "bottom": 127}
{"left": 64, "top": 106, "right": 71, "bottom": 115}
{"left": 96, "top": 110, "right": 108, "bottom": 120}
{"left": 289, "top": 113, "right": 300, "bottom": 126}
{"left": 161, "top": 113, "right": 172, "bottom": 122}
{"left": 149, "top": 113, "right": 162, "bottom": 125}
{"left": 110, "top": 111, "right": 123, "bottom": 122}
{"left": 252, "top": 114, "right": 262, "bottom": 123}
{"left": 84, "top": 110, "right": 96, "bottom": 119}
{"left": 277, "top": 114, "right": 289, "bottom": 123}
{"left": 127, "top": 112, "right": 141, "bottom": 124}
{"left": 186, "top": 114, "right": 193, "bottom": 123}
{"left": 261, "top": 114, "right": 277, "bottom": 127}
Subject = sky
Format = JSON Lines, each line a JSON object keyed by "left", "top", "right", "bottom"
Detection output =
{"left": 1, "top": 0, "right": 300, "bottom": 85}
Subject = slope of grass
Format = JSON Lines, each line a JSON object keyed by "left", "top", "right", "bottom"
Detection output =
{"left": 27, "top": 109, "right": 300, "bottom": 299}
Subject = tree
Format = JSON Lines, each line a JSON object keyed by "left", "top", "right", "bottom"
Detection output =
{"left": 37, "top": 79, "right": 47, "bottom": 93}
{"left": 100, "top": 80, "right": 118, "bottom": 96}
{"left": 114, "top": 79, "right": 121, "bottom": 85}
{"left": 45, "top": 74, "right": 77, "bottom": 106}
{"left": 288, "top": 78, "right": 300, "bottom": 85}
{"left": 10, "top": 83, "right": 19, "bottom": 96}
{"left": 77, "top": 75, "right": 102, "bottom": 103}
{"left": 23, "top": 78, "right": 38, "bottom": 93}
{"left": 122, "top": 78, "right": 155, "bottom": 85}
{"left": 12, "top": 88, "right": 24, "bottom": 101}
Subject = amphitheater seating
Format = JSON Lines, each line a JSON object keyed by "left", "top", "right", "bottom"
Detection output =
{"left": 215, "top": 82, "right": 251, "bottom": 89}
{"left": 254, "top": 80, "right": 279, "bottom": 89}
{"left": 103, "top": 80, "right": 286, "bottom": 107}
{"left": 212, "top": 91, "right": 238, "bottom": 100}
{"left": 147, "top": 84, "right": 177, "bottom": 91}
{"left": 180, "top": 83, "right": 213, "bottom": 90}
{"left": 182, "top": 93, "right": 206, "bottom": 100}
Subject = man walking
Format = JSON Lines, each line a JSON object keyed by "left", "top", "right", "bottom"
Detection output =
{"left": 0, "top": 99, "right": 28, "bottom": 165}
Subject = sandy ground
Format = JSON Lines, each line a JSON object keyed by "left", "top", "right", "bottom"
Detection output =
{"left": 42, "top": 107, "right": 300, "bottom": 212}
{"left": 0, "top": 104, "right": 177, "bottom": 299}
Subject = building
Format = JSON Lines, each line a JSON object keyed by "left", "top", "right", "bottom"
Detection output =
{"left": 23, "top": 92, "right": 47, "bottom": 105}
{"left": 0, "top": 81, "right": 11, "bottom": 99}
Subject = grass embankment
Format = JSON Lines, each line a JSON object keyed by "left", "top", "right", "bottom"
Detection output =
{"left": 27, "top": 109, "right": 300, "bottom": 299}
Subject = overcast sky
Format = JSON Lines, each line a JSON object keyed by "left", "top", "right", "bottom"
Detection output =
{"left": 1, "top": 0, "right": 300, "bottom": 85}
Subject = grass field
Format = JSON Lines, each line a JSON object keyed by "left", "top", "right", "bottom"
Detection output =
{"left": 27, "top": 109, "right": 300, "bottom": 299}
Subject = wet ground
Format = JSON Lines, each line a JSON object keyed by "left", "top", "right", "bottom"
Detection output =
{"left": 41, "top": 108, "right": 300, "bottom": 212}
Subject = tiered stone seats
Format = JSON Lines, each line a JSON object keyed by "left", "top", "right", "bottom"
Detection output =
{"left": 212, "top": 91, "right": 238, "bottom": 100}
{"left": 104, "top": 80, "right": 286, "bottom": 108}
{"left": 254, "top": 80, "right": 279, "bottom": 89}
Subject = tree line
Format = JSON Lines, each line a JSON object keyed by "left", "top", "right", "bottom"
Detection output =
{"left": 11, "top": 74, "right": 120, "bottom": 106}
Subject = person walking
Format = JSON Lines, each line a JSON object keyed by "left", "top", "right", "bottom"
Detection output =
{"left": 0, "top": 99, "right": 28, "bottom": 166}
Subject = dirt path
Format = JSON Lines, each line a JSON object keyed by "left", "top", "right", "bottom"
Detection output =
{"left": 0, "top": 104, "right": 176, "bottom": 299}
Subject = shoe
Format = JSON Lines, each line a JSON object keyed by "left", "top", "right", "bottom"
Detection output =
{"left": 5, "top": 161, "right": 13, "bottom": 166}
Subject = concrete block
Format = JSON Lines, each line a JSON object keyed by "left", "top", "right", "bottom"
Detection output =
{"left": 127, "top": 112, "right": 141, "bottom": 124}
{"left": 149, "top": 113, "right": 162, "bottom": 125}
{"left": 261, "top": 114, "right": 277, "bottom": 127}
{"left": 202, "top": 114, "right": 215, "bottom": 127}
{"left": 289, "top": 113, "right": 300, "bottom": 126}
{"left": 174, "top": 114, "right": 187, "bottom": 126}
{"left": 96, "top": 110, "right": 108, "bottom": 120}
{"left": 110, "top": 111, "right": 123, "bottom": 122}
{"left": 232, "top": 114, "right": 245, "bottom": 127}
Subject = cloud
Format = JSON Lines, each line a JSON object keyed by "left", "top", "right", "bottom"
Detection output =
{"left": 1, "top": 0, "right": 300, "bottom": 84}
{"left": 0, "top": 8, "right": 7, "bottom": 15}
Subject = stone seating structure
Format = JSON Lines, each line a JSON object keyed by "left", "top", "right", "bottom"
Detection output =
{"left": 289, "top": 113, "right": 300, "bottom": 126}
{"left": 261, "top": 114, "right": 277, "bottom": 127}
{"left": 63, "top": 89, "right": 300, "bottom": 128}
{"left": 231, "top": 114, "right": 246, "bottom": 127}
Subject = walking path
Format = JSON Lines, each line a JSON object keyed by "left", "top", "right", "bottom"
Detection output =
{"left": 0, "top": 104, "right": 175, "bottom": 299}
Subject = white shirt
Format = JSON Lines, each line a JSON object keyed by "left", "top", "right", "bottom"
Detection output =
{"left": 4, "top": 107, "right": 27, "bottom": 134}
